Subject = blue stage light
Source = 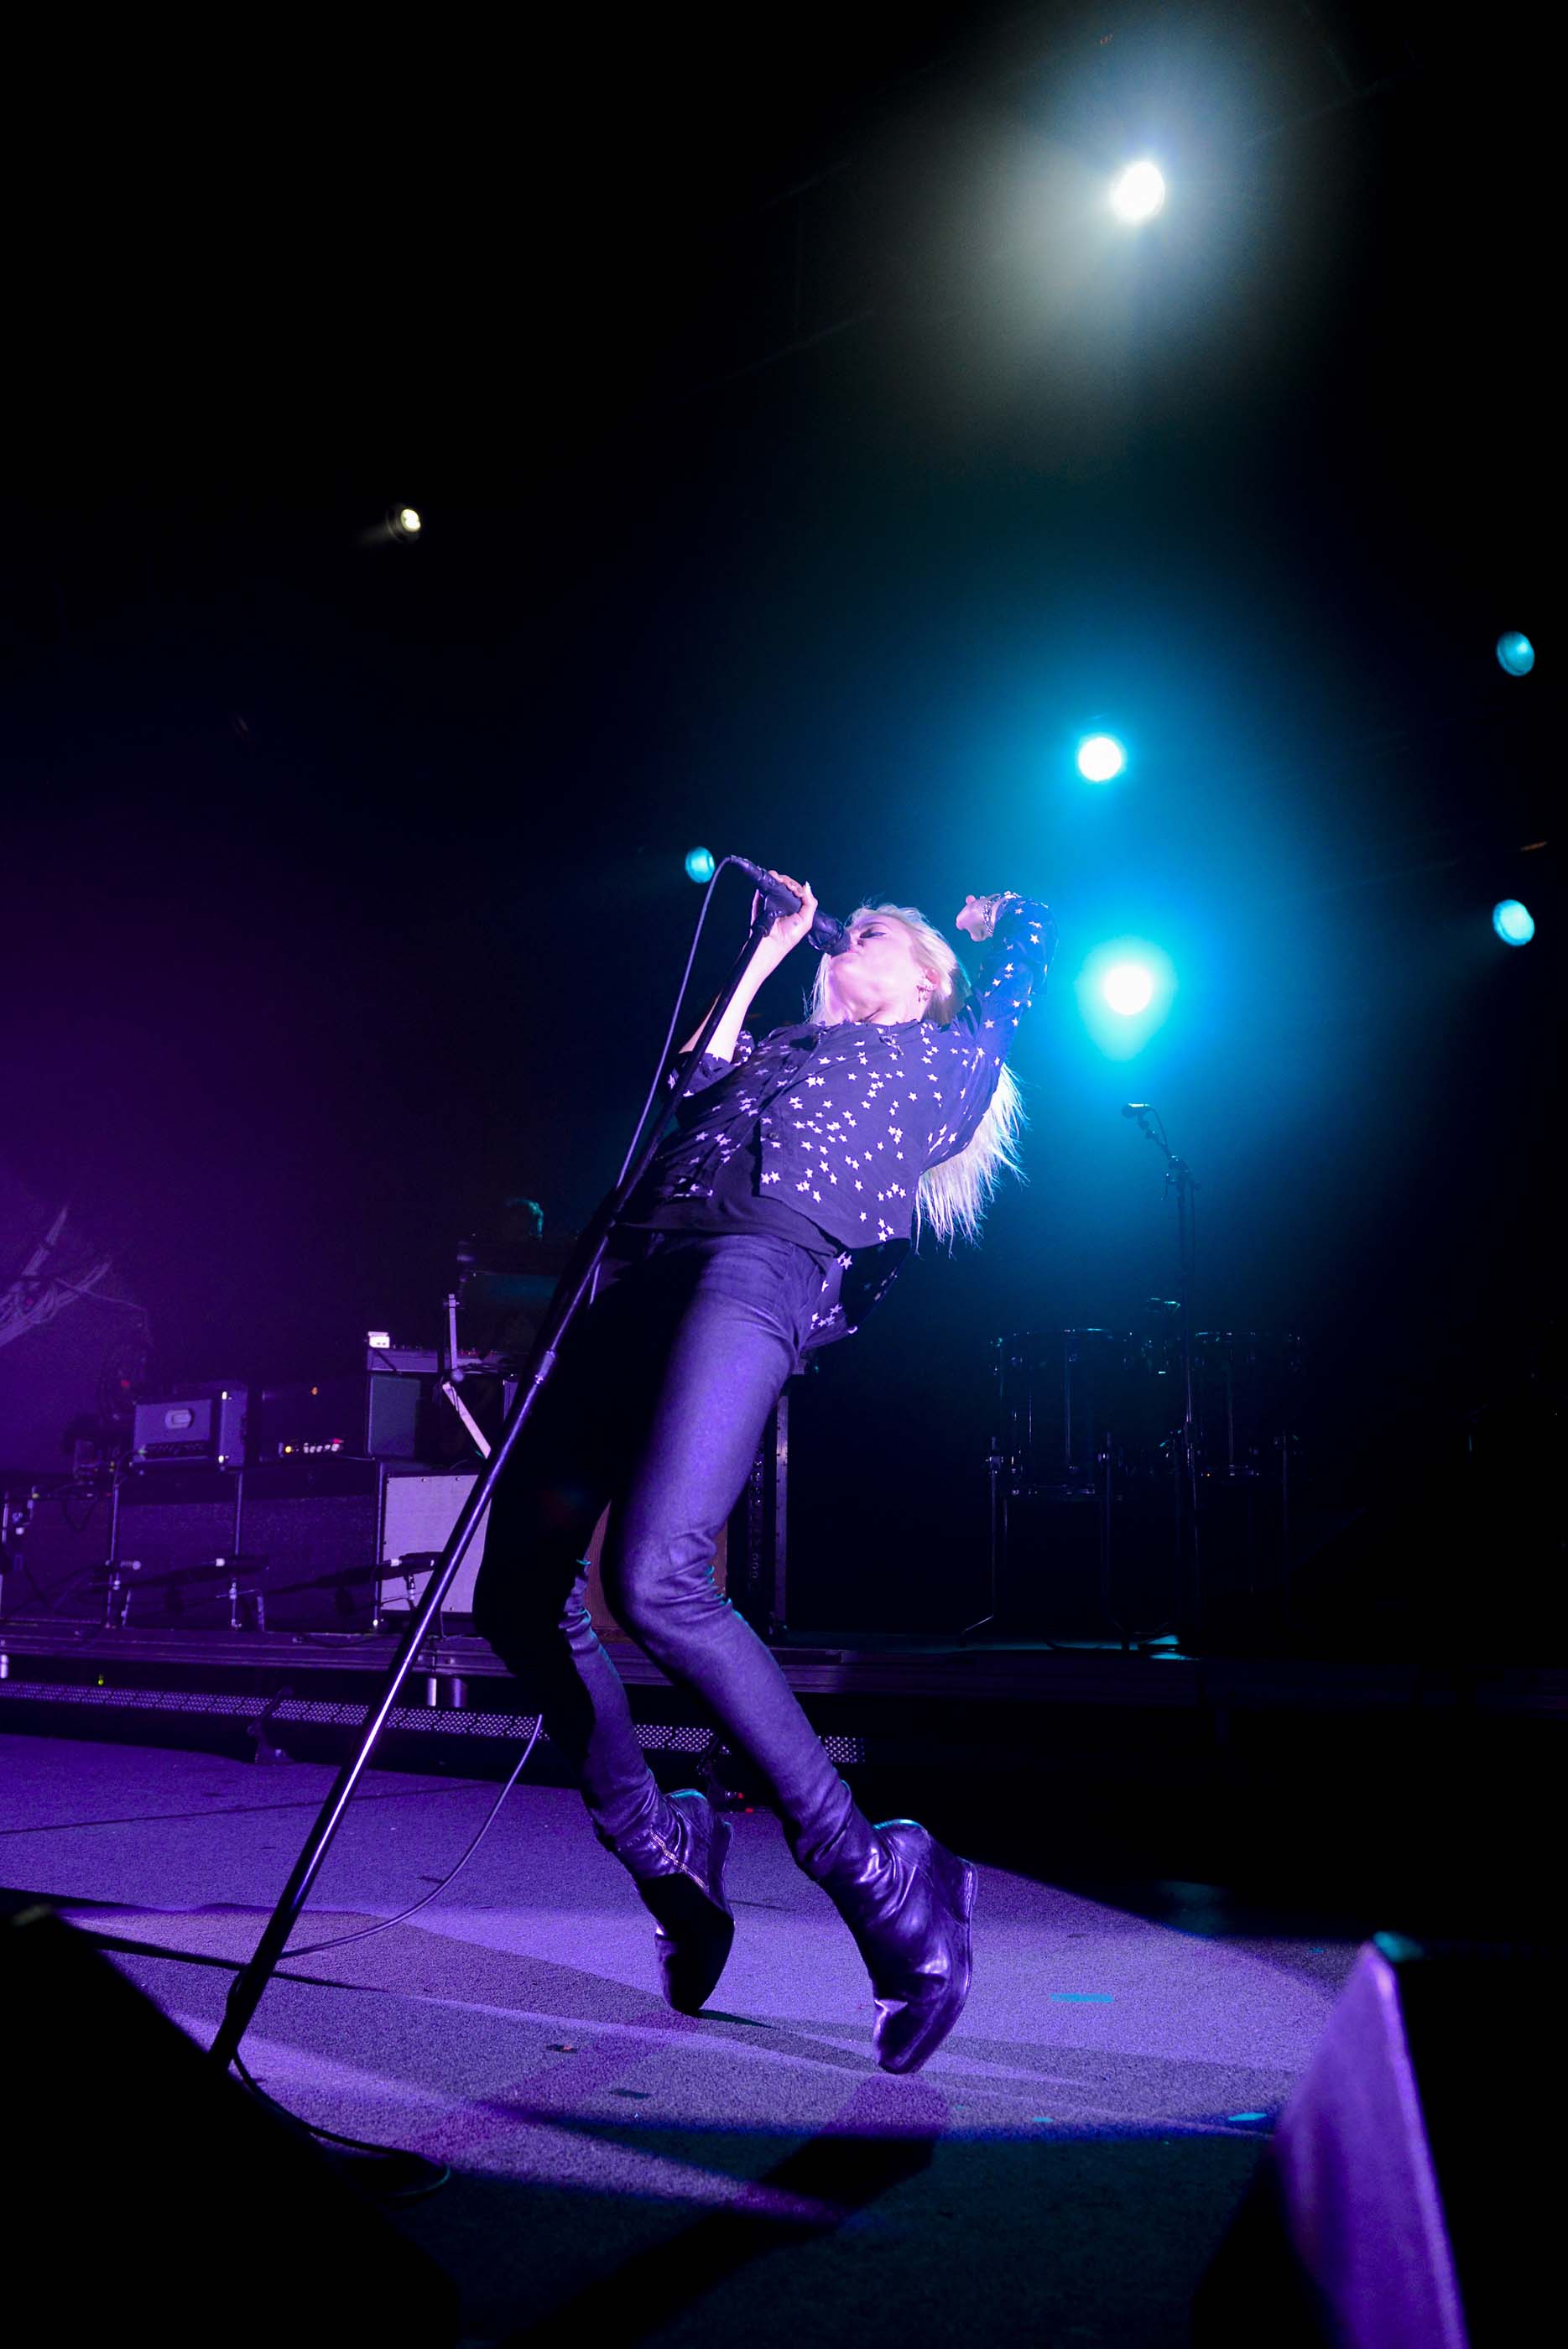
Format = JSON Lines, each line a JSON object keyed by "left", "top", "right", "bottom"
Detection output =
{"left": 1103, "top": 962, "right": 1154, "bottom": 1014}
{"left": 1077, "top": 734, "right": 1127, "bottom": 783}
{"left": 1076, "top": 938, "right": 1176, "bottom": 1058}
{"left": 1496, "top": 632, "right": 1535, "bottom": 677}
{"left": 1492, "top": 898, "right": 1535, "bottom": 945}
{"left": 685, "top": 846, "right": 716, "bottom": 883}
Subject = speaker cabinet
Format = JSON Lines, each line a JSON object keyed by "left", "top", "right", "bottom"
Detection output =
{"left": 1195, "top": 1934, "right": 1565, "bottom": 2346}
{"left": 1, "top": 1890, "right": 456, "bottom": 2345}
{"left": 239, "top": 1457, "right": 385, "bottom": 1629}
{"left": 251, "top": 1373, "right": 420, "bottom": 1463}
{"left": 378, "top": 1469, "right": 492, "bottom": 1613}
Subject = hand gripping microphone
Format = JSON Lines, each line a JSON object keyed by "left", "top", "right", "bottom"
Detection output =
{"left": 730, "top": 856, "right": 851, "bottom": 954}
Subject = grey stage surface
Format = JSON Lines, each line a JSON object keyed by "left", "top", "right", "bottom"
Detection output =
{"left": 1, "top": 1732, "right": 1367, "bottom": 2346}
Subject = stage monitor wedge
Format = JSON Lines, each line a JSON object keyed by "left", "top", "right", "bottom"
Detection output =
{"left": 1, "top": 1889, "right": 459, "bottom": 2347}
{"left": 1196, "top": 1933, "right": 1566, "bottom": 2346}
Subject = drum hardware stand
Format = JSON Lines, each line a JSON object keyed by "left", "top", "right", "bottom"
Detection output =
{"left": 964, "top": 1411, "right": 1180, "bottom": 1654}
{"left": 961, "top": 1445, "right": 1082, "bottom": 1648}
{"left": 1128, "top": 1105, "right": 1202, "bottom": 1649}
{"left": 209, "top": 883, "right": 781, "bottom": 2085}
{"left": 102, "top": 1560, "right": 138, "bottom": 1628}
{"left": 1094, "top": 1431, "right": 1178, "bottom": 1657}
{"left": 960, "top": 1450, "right": 1014, "bottom": 1643}
{"left": 438, "top": 1289, "right": 495, "bottom": 1461}
{"left": 96, "top": 1465, "right": 133, "bottom": 1627}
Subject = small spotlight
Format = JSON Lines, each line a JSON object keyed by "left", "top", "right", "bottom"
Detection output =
{"left": 1103, "top": 962, "right": 1154, "bottom": 1014}
{"left": 1077, "top": 733, "right": 1128, "bottom": 783}
{"left": 685, "top": 846, "right": 716, "bottom": 883}
{"left": 1111, "top": 162, "right": 1166, "bottom": 224}
{"left": 1496, "top": 631, "right": 1534, "bottom": 676}
{"left": 388, "top": 506, "right": 423, "bottom": 540}
{"left": 1492, "top": 899, "right": 1535, "bottom": 946}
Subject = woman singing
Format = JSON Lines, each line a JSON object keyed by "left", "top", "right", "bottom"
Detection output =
{"left": 473, "top": 878, "right": 1055, "bottom": 2072}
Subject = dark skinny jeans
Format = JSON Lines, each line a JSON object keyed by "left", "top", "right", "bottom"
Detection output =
{"left": 471, "top": 1230, "right": 857, "bottom": 1874}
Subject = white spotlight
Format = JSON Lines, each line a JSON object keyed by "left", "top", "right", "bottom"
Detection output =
{"left": 388, "top": 505, "right": 423, "bottom": 540}
{"left": 1111, "top": 161, "right": 1166, "bottom": 224}
{"left": 1104, "top": 962, "right": 1154, "bottom": 1015}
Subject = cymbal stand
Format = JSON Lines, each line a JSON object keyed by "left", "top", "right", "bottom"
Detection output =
{"left": 960, "top": 1447, "right": 1011, "bottom": 1643}
{"left": 1128, "top": 1106, "right": 1201, "bottom": 1647}
{"left": 438, "top": 1289, "right": 493, "bottom": 1462}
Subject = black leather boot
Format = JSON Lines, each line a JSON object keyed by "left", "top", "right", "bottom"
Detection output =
{"left": 596, "top": 1787, "right": 735, "bottom": 2015}
{"left": 814, "top": 1815, "right": 977, "bottom": 2075}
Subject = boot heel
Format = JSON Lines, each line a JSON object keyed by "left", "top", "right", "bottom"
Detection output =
{"left": 925, "top": 1841, "right": 977, "bottom": 1926}
{"left": 847, "top": 1823, "right": 977, "bottom": 2076}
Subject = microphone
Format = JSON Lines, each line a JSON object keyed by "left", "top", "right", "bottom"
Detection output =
{"left": 730, "top": 856, "right": 850, "bottom": 955}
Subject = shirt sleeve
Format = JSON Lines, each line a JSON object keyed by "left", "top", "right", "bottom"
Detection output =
{"left": 667, "top": 1029, "right": 756, "bottom": 1099}
{"left": 932, "top": 897, "right": 1055, "bottom": 1164}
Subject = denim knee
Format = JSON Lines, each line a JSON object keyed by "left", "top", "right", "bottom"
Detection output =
{"left": 607, "top": 1529, "right": 727, "bottom": 1648}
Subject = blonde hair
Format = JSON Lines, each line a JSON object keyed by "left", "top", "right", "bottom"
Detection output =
{"left": 807, "top": 902, "right": 1027, "bottom": 1249}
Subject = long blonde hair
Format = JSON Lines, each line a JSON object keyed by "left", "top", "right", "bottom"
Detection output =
{"left": 807, "top": 902, "right": 1027, "bottom": 1248}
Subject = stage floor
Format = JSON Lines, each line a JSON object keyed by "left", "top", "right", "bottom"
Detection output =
{"left": 2, "top": 1731, "right": 1382, "bottom": 2346}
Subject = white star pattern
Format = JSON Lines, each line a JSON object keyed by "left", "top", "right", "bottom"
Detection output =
{"left": 634, "top": 898, "right": 1050, "bottom": 1346}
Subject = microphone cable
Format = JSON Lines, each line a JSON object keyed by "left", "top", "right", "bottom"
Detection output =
{"left": 204, "top": 869, "right": 743, "bottom": 2147}
{"left": 52, "top": 1718, "right": 545, "bottom": 2190}
{"left": 612, "top": 854, "right": 747, "bottom": 1190}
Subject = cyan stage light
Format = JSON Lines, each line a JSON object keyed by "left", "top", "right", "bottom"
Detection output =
{"left": 1103, "top": 962, "right": 1154, "bottom": 1014}
{"left": 1077, "top": 733, "right": 1128, "bottom": 783}
{"left": 1076, "top": 937, "right": 1176, "bottom": 1058}
{"left": 685, "top": 846, "right": 716, "bottom": 883}
{"left": 1111, "top": 162, "right": 1166, "bottom": 223}
{"left": 1492, "top": 898, "right": 1535, "bottom": 945}
{"left": 1496, "top": 632, "right": 1534, "bottom": 677}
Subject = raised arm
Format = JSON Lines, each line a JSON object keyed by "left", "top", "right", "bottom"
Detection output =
{"left": 952, "top": 893, "right": 1057, "bottom": 1059}
{"left": 680, "top": 871, "right": 821, "bottom": 1066}
{"left": 928, "top": 891, "right": 1056, "bottom": 1165}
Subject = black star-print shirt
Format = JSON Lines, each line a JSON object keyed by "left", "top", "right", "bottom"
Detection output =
{"left": 619, "top": 895, "right": 1055, "bottom": 1347}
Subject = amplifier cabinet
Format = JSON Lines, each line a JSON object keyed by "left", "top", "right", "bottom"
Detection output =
{"left": 239, "top": 1458, "right": 385, "bottom": 1629}
{"left": 378, "top": 1471, "right": 492, "bottom": 1615}
{"left": 132, "top": 1385, "right": 247, "bottom": 1468}
{"left": 251, "top": 1376, "right": 419, "bottom": 1464}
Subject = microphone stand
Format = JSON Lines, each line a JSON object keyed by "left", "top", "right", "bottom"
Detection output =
{"left": 1128, "top": 1107, "right": 1201, "bottom": 1649}
{"left": 209, "top": 900, "right": 779, "bottom": 2083}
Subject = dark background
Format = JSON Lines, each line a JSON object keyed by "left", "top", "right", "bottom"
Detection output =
{"left": 1, "top": 2, "right": 1558, "bottom": 1642}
